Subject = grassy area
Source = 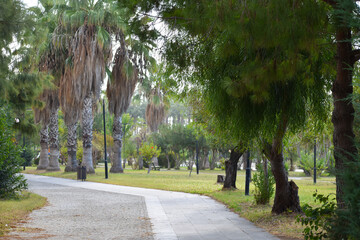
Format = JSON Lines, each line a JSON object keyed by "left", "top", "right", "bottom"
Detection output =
{"left": 23, "top": 166, "right": 336, "bottom": 239}
{"left": 0, "top": 192, "right": 47, "bottom": 236}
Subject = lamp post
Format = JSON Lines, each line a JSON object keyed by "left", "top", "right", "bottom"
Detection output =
{"left": 122, "top": 122, "right": 127, "bottom": 169}
{"left": 314, "top": 139, "right": 316, "bottom": 184}
{"left": 196, "top": 140, "right": 199, "bottom": 175}
{"left": 103, "top": 99, "right": 108, "bottom": 179}
{"left": 23, "top": 134, "right": 26, "bottom": 170}
{"left": 245, "top": 149, "right": 251, "bottom": 196}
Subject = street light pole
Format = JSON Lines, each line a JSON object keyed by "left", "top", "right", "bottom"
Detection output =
{"left": 245, "top": 149, "right": 251, "bottom": 196}
{"left": 23, "top": 134, "right": 26, "bottom": 170}
{"left": 103, "top": 99, "right": 108, "bottom": 179}
{"left": 196, "top": 140, "right": 199, "bottom": 175}
{"left": 314, "top": 139, "right": 316, "bottom": 184}
{"left": 122, "top": 122, "right": 127, "bottom": 169}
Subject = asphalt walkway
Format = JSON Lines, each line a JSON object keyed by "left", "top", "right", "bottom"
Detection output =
{"left": 10, "top": 174, "right": 279, "bottom": 240}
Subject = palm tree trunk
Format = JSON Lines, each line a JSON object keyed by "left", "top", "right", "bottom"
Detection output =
{"left": 82, "top": 96, "right": 95, "bottom": 173}
{"left": 65, "top": 123, "right": 78, "bottom": 172}
{"left": 47, "top": 108, "right": 60, "bottom": 171}
{"left": 37, "top": 124, "right": 49, "bottom": 170}
{"left": 110, "top": 114, "right": 124, "bottom": 173}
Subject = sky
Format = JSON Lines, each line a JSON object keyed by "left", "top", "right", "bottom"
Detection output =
{"left": 22, "top": 0, "right": 37, "bottom": 7}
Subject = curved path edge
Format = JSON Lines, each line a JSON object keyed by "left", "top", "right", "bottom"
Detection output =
{"left": 24, "top": 174, "right": 279, "bottom": 240}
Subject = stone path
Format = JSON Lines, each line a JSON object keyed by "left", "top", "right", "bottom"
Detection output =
{"left": 9, "top": 174, "right": 279, "bottom": 240}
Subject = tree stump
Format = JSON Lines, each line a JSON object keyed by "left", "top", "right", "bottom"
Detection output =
{"left": 217, "top": 175, "right": 225, "bottom": 183}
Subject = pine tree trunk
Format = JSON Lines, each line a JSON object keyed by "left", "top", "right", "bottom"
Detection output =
{"left": 82, "top": 96, "right": 95, "bottom": 173}
{"left": 210, "top": 149, "right": 217, "bottom": 170}
{"left": 110, "top": 114, "right": 124, "bottom": 173}
{"left": 166, "top": 153, "right": 170, "bottom": 170}
{"left": 37, "top": 125, "right": 49, "bottom": 170}
{"left": 139, "top": 156, "right": 143, "bottom": 170}
{"left": 65, "top": 123, "right": 78, "bottom": 172}
{"left": 265, "top": 143, "right": 301, "bottom": 214}
{"left": 223, "top": 148, "right": 243, "bottom": 189}
{"left": 332, "top": 27, "right": 357, "bottom": 208}
{"left": 175, "top": 153, "right": 180, "bottom": 170}
{"left": 264, "top": 115, "right": 301, "bottom": 214}
{"left": 47, "top": 108, "right": 60, "bottom": 171}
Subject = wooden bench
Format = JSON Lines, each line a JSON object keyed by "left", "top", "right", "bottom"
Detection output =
{"left": 151, "top": 163, "right": 161, "bottom": 171}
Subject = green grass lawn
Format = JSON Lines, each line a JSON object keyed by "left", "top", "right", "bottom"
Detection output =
{"left": 0, "top": 192, "right": 47, "bottom": 236}
{"left": 23, "top": 165, "right": 336, "bottom": 239}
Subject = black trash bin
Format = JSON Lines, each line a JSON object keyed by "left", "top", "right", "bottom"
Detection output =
{"left": 77, "top": 166, "right": 87, "bottom": 181}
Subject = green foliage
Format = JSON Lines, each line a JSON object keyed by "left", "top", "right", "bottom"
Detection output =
{"left": 0, "top": 0, "right": 24, "bottom": 98}
{"left": 299, "top": 152, "right": 327, "bottom": 177}
{"left": 0, "top": 108, "right": 27, "bottom": 199}
{"left": 219, "top": 158, "right": 226, "bottom": 170}
{"left": 76, "top": 140, "right": 83, "bottom": 164}
{"left": 297, "top": 192, "right": 336, "bottom": 240}
{"left": 252, "top": 162, "right": 275, "bottom": 205}
{"left": 329, "top": 151, "right": 360, "bottom": 239}
{"left": 60, "top": 145, "right": 68, "bottom": 165}
{"left": 139, "top": 142, "right": 161, "bottom": 165}
{"left": 21, "top": 145, "right": 35, "bottom": 167}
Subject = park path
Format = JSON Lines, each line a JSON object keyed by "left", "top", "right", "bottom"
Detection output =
{"left": 10, "top": 174, "right": 278, "bottom": 240}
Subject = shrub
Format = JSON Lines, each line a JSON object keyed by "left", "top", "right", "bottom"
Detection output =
{"left": 329, "top": 153, "right": 360, "bottom": 239}
{"left": 0, "top": 108, "right": 27, "bottom": 199}
{"left": 252, "top": 162, "right": 275, "bottom": 205}
{"left": 219, "top": 157, "right": 226, "bottom": 170}
{"left": 139, "top": 142, "right": 161, "bottom": 173}
{"left": 297, "top": 192, "right": 336, "bottom": 240}
{"left": 21, "top": 145, "right": 35, "bottom": 166}
{"left": 299, "top": 152, "right": 326, "bottom": 177}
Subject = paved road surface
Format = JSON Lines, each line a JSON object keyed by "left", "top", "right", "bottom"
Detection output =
{"left": 7, "top": 174, "right": 279, "bottom": 240}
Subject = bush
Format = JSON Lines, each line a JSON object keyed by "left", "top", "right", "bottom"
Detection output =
{"left": 299, "top": 152, "right": 326, "bottom": 177}
{"left": 21, "top": 145, "right": 35, "bottom": 166}
{"left": 139, "top": 142, "right": 161, "bottom": 173}
{"left": 329, "top": 153, "right": 360, "bottom": 239}
{"left": 252, "top": 162, "right": 275, "bottom": 205}
{"left": 0, "top": 108, "right": 27, "bottom": 199}
{"left": 297, "top": 192, "right": 336, "bottom": 240}
{"left": 219, "top": 157, "right": 226, "bottom": 170}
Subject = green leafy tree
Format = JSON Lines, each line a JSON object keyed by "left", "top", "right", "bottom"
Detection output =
{"left": 0, "top": 107, "right": 27, "bottom": 199}
{"left": 122, "top": 0, "right": 333, "bottom": 214}
{"left": 139, "top": 142, "right": 161, "bottom": 174}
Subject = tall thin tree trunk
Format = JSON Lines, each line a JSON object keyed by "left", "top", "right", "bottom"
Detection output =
{"left": 65, "top": 123, "right": 78, "bottom": 172}
{"left": 47, "top": 108, "right": 60, "bottom": 171}
{"left": 166, "top": 153, "right": 170, "bottom": 170}
{"left": 110, "top": 114, "right": 124, "bottom": 173}
{"left": 223, "top": 147, "right": 243, "bottom": 189}
{"left": 139, "top": 156, "right": 143, "bottom": 170}
{"left": 82, "top": 96, "right": 95, "bottom": 173}
{"left": 264, "top": 117, "right": 301, "bottom": 214}
{"left": 332, "top": 27, "right": 357, "bottom": 208}
{"left": 37, "top": 124, "right": 49, "bottom": 170}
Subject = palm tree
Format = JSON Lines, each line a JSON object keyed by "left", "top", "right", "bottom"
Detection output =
{"left": 34, "top": 91, "right": 51, "bottom": 170}
{"left": 57, "top": 0, "right": 119, "bottom": 173}
{"left": 32, "top": 1, "right": 63, "bottom": 171}
{"left": 106, "top": 37, "right": 138, "bottom": 173}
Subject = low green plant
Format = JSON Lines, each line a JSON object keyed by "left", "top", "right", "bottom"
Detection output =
{"left": 0, "top": 108, "right": 27, "bottom": 199}
{"left": 252, "top": 162, "right": 275, "bottom": 205}
{"left": 76, "top": 140, "right": 83, "bottom": 164}
{"left": 219, "top": 157, "right": 226, "bottom": 170}
{"left": 139, "top": 142, "right": 161, "bottom": 173}
{"left": 297, "top": 192, "right": 336, "bottom": 240}
{"left": 299, "top": 152, "right": 327, "bottom": 177}
{"left": 21, "top": 146, "right": 35, "bottom": 166}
